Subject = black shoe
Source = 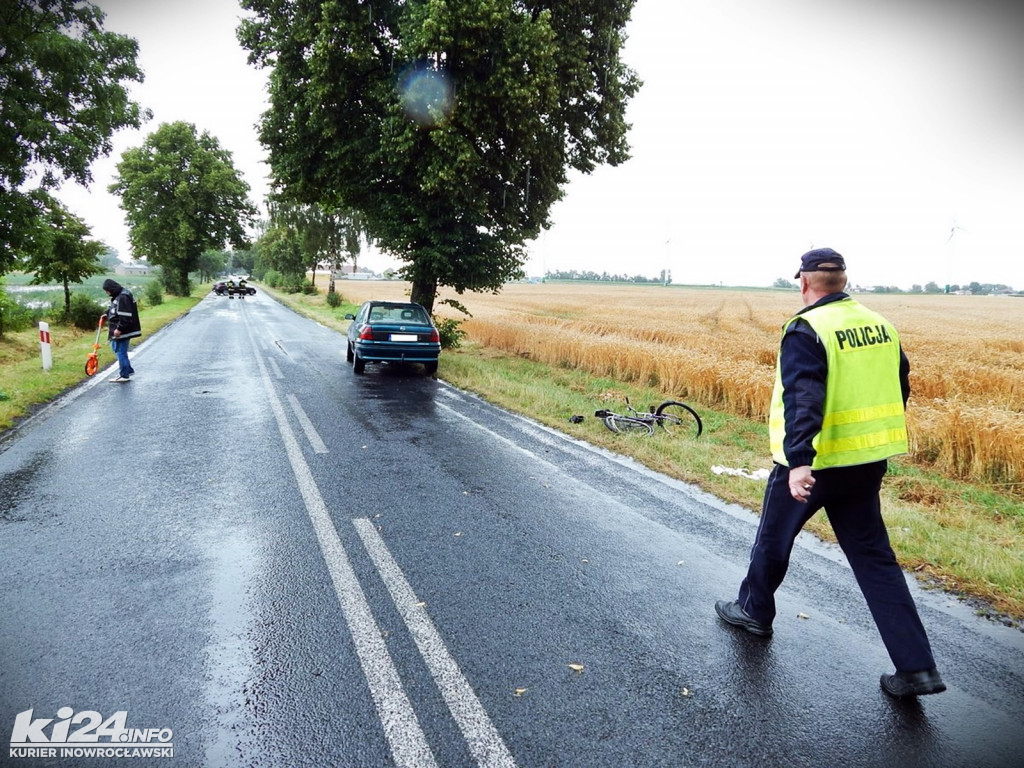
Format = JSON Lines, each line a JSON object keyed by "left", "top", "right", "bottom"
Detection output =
{"left": 715, "top": 600, "right": 773, "bottom": 637}
{"left": 880, "top": 668, "right": 946, "bottom": 698}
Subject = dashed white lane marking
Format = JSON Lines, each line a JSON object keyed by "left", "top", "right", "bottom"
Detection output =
{"left": 253, "top": 354, "right": 438, "bottom": 768}
{"left": 354, "top": 519, "right": 518, "bottom": 768}
{"left": 268, "top": 357, "right": 284, "bottom": 379}
{"left": 287, "top": 393, "right": 329, "bottom": 454}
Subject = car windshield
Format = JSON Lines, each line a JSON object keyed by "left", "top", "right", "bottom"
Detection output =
{"left": 368, "top": 305, "right": 430, "bottom": 324}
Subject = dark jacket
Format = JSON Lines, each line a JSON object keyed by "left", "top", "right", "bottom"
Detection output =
{"left": 103, "top": 279, "right": 142, "bottom": 341}
{"left": 779, "top": 292, "right": 910, "bottom": 468}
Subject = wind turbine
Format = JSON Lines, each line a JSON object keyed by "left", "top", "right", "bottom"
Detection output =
{"left": 944, "top": 220, "right": 968, "bottom": 293}
{"left": 946, "top": 220, "right": 968, "bottom": 244}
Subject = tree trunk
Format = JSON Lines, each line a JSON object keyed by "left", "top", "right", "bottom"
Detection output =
{"left": 410, "top": 276, "right": 438, "bottom": 314}
{"left": 169, "top": 268, "right": 190, "bottom": 296}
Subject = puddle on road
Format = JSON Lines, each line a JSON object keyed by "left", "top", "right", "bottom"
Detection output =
{"left": 0, "top": 451, "right": 54, "bottom": 522}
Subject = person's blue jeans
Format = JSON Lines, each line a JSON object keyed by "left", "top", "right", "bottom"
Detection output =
{"left": 110, "top": 338, "right": 134, "bottom": 379}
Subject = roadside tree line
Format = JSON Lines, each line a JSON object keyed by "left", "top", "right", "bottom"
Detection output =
{"left": 3, "top": 0, "right": 642, "bottom": 338}
{"left": 545, "top": 270, "right": 670, "bottom": 284}
{"left": 0, "top": 2, "right": 257, "bottom": 333}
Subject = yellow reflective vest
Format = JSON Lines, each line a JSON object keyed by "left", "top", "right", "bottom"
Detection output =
{"left": 769, "top": 297, "right": 908, "bottom": 468}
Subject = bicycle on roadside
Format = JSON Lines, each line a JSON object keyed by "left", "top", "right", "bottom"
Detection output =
{"left": 594, "top": 397, "right": 703, "bottom": 438}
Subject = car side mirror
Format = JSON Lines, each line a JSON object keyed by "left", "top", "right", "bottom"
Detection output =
{"left": 344, "top": 313, "right": 355, "bottom": 320}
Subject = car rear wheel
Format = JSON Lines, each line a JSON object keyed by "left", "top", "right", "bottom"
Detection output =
{"left": 353, "top": 354, "right": 365, "bottom": 374}
{"left": 424, "top": 360, "right": 438, "bottom": 375}
{"left": 346, "top": 343, "right": 354, "bottom": 363}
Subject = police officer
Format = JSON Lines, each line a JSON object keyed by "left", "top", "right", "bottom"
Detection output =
{"left": 715, "top": 248, "right": 945, "bottom": 698}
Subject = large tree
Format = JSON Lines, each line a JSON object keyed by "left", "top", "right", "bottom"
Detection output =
{"left": 0, "top": 0, "right": 147, "bottom": 274}
{"left": 109, "top": 121, "right": 257, "bottom": 295}
{"left": 239, "top": 0, "right": 640, "bottom": 312}
{"left": 25, "top": 193, "right": 104, "bottom": 316}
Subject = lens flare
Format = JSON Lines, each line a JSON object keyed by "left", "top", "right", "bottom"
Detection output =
{"left": 398, "top": 64, "right": 454, "bottom": 128}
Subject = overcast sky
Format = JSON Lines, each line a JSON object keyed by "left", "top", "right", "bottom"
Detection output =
{"left": 58, "top": 0, "right": 1023, "bottom": 290}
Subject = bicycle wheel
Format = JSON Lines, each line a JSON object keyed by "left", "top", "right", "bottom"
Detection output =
{"left": 654, "top": 401, "right": 703, "bottom": 438}
{"left": 603, "top": 415, "right": 655, "bottom": 436}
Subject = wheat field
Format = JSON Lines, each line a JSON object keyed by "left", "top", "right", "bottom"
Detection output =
{"left": 342, "top": 281, "right": 1024, "bottom": 492}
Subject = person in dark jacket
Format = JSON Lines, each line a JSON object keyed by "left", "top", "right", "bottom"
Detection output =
{"left": 714, "top": 248, "right": 945, "bottom": 698}
{"left": 102, "top": 279, "right": 141, "bottom": 382}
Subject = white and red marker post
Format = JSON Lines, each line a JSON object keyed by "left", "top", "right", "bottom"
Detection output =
{"left": 39, "top": 321, "right": 52, "bottom": 371}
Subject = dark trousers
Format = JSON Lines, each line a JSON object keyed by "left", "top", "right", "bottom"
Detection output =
{"left": 737, "top": 461, "right": 936, "bottom": 673}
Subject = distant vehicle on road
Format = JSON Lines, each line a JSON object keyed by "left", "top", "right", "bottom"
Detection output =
{"left": 345, "top": 301, "right": 440, "bottom": 375}
{"left": 213, "top": 278, "right": 256, "bottom": 298}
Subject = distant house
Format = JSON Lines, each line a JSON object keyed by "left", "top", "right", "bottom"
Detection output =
{"left": 115, "top": 261, "right": 151, "bottom": 276}
{"left": 336, "top": 264, "right": 377, "bottom": 280}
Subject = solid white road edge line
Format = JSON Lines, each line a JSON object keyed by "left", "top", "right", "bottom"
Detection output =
{"left": 253, "top": 354, "right": 438, "bottom": 768}
{"left": 436, "top": 400, "right": 539, "bottom": 460}
{"left": 353, "top": 518, "right": 518, "bottom": 768}
{"left": 287, "top": 393, "right": 329, "bottom": 454}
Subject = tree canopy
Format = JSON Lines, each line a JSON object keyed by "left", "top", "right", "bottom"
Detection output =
{"left": 109, "top": 121, "right": 257, "bottom": 295}
{"left": 239, "top": 0, "right": 640, "bottom": 311}
{"left": 25, "top": 193, "right": 105, "bottom": 315}
{"left": 263, "top": 199, "right": 367, "bottom": 287}
{"left": 0, "top": 0, "right": 147, "bottom": 274}
{"left": 254, "top": 224, "right": 304, "bottom": 284}
{"left": 196, "top": 249, "right": 229, "bottom": 283}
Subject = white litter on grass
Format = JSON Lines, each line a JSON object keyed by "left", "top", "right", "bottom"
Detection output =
{"left": 711, "top": 466, "right": 771, "bottom": 480}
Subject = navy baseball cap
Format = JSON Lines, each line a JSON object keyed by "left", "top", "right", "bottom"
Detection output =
{"left": 795, "top": 248, "right": 846, "bottom": 279}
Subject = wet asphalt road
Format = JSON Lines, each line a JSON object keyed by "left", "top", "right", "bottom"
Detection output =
{"left": 1, "top": 290, "right": 1022, "bottom": 768}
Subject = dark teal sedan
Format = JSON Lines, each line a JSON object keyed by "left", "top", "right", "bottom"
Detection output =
{"left": 345, "top": 301, "right": 441, "bottom": 375}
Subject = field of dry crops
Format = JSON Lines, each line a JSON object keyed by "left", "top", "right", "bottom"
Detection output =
{"left": 342, "top": 281, "right": 1024, "bottom": 492}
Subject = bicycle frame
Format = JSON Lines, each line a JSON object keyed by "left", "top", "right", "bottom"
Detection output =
{"left": 595, "top": 397, "right": 703, "bottom": 438}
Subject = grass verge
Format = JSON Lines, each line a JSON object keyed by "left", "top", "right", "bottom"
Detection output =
{"left": 264, "top": 284, "right": 1024, "bottom": 625}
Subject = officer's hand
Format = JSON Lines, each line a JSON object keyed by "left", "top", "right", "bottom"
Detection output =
{"left": 788, "top": 465, "right": 814, "bottom": 503}
{"left": 113, "top": 328, "right": 121, "bottom": 337}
